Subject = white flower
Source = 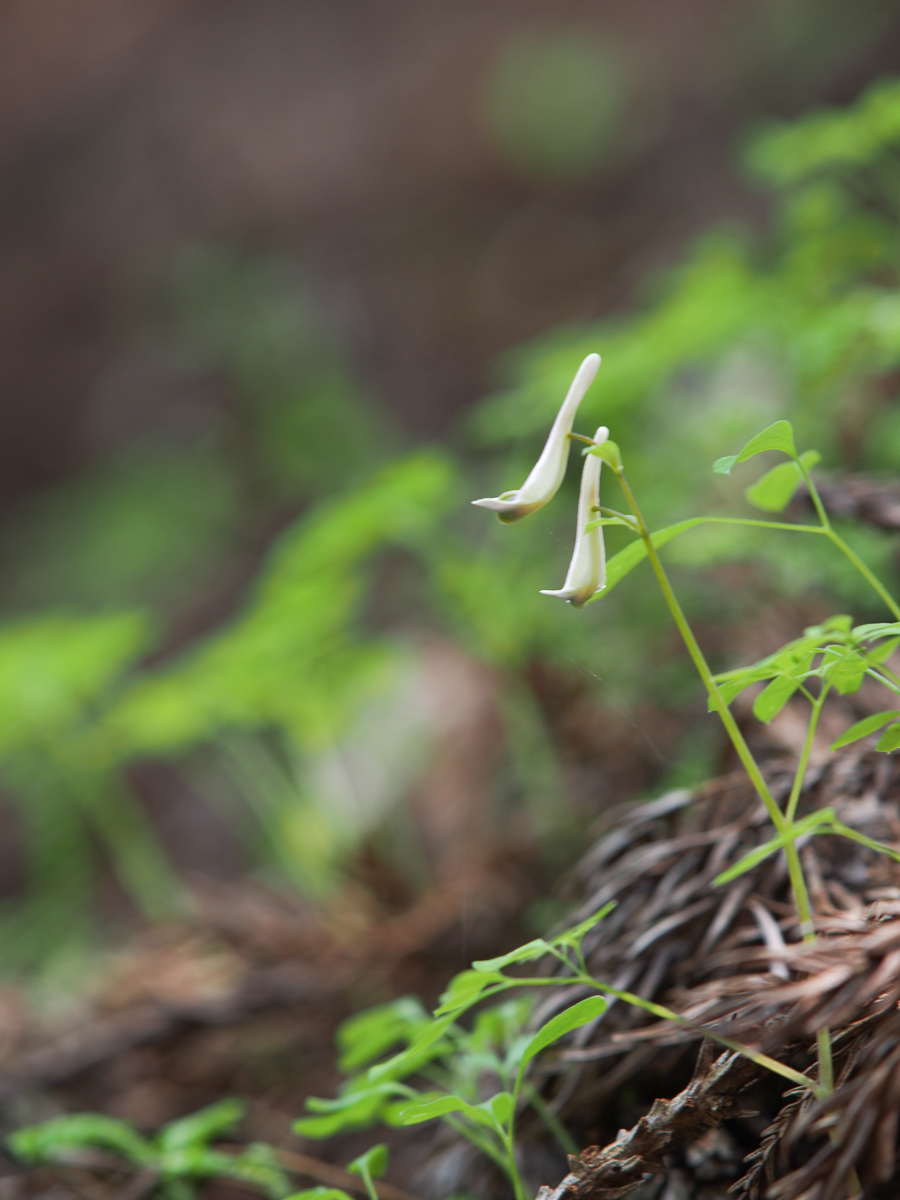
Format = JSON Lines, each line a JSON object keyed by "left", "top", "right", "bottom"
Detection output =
{"left": 540, "top": 426, "right": 609, "bottom": 607}
{"left": 471, "top": 353, "right": 601, "bottom": 523}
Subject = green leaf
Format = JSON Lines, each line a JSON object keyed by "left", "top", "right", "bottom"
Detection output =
{"left": 586, "top": 441, "right": 622, "bottom": 470}
{"left": 713, "top": 811, "right": 835, "bottom": 886}
{"left": 482, "top": 1092, "right": 514, "bottom": 1127}
{"left": 551, "top": 902, "right": 616, "bottom": 950}
{"left": 219, "top": 1144, "right": 291, "bottom": 1199}
{"left": 831, "top": 710, "right": 900, "bottom": 750}
{"left": 368, "top": 1014, "right": 457, "bottom": 1080}
{"left": 304, "top": 1083, "right": 407, "bottom": 1115}
{"left": 713, "top": 421, "right": 797, "bottom": 475}
{"left": 286, "top": 1191, "right": 355, "bottom": 1200}
{"left": 434, "top": 969, "right": 509, "bottom": 1015}
{"left": 853, "top": 622, "right": 900, "bottom": 641}
{"left": 348, "top": 1145, "right": 388, "bottom": 1181}
{"left": 868, "top": 637, "right": 900, "bottom": 665}
{"left": 745, "top": 451, "right": 821, "bottom": 512}
{"left": 828, "top": 819, "right": 900, "bottom": 861}
{"left": 876, "top": 723, "right": 900, "bottom": 752}
{"left": 518, "top": 997, "right": 607, "bottom": 1074}
{"left": 472, "top": 939, "right": 552, "bottom": 974}
{"left": 157, "top": 1100, "right": 245, "bottom": 1153}
{"left": 396, "top": 1095, "right": 483, "bottom": 1127}
{"left": 822, "top": 648, "right": 868, "bottom": 695}
{"left": 588, "top": 519, "right": 708, "bottom": 602}
{"left": 337, "top": 998, "right": 429, "bottom": 1072}
{"left": 752, "top": 675, "right": 800, "bottom": 723}
{"left": 7, "top": 1115, "right": 154, "bottom": 1168}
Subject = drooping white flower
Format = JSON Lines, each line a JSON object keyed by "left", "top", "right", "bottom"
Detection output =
{"left": 540, "top": 426, "right": 609, "bottom": 607}
{"left": 472, "top": 353, "right": 601, "bottom": 523}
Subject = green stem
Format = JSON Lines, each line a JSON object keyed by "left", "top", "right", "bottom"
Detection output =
{"left": 523, "top": 1083, "right": 579, "bottom": 1157}
{"left": 614, "top": 473, "right": 788, "bottom": 834}
{"left": 613, "top": 468, "right": 831, "bottom": 1096}
{"left": 574, "top": 975, "right": 820, "bottom": 1095}
{"left": 786, "top": 687, "right": 827, "bottom": 824}
{"left": 796, "top": 459, "right": 832, "bottom": 532}
{"left": 824, "top": 528, "right": 900, "bottom": 621}
{"left": 799, "top": 459, "right": 900, "bottom": 622}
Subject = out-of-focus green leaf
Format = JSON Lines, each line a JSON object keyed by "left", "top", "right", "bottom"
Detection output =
{"left": 876, "top": 723, "right": 900, "bottom": 752}
{"left": 713, "top": 421, "right": 797, "bottom": 476}
{"left": 745, "top": 450, "right": 821, "bottom": 512}
{"left": 518, "top": 997, "right": 607, "bottom": 1074}
{"left": 752, "top": 675, "right": 801, "bottom": 723}
{"left": 347, "top": 1144, "right": 388, "bottom": 1181}
{"left": 7, "top": 1115, "right": 153, "bottom": 1168}
{"left": 831, "top": 710, "right": 900, "bottom": 750}
{"left": 157, "top": 1100, "right": 245, "bottom": 1153}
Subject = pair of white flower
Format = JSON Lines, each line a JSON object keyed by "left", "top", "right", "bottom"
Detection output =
{"left": 473, "top": 354, "right": 608, "bottom": 608}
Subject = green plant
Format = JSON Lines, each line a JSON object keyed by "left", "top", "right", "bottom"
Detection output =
{"left": 297, "top": 390, "right": 900, "bottom": 1199}
{"left": 294, "top": 903, "right": 812, "bottom": 1200}
{"left": 7, "top": 1099, "right": 289, "bottom": 1200}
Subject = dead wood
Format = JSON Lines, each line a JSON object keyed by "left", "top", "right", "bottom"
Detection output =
{"left": 534, "top": 1045, "right": 762, "bottom": 1200}
{"left": 529, "top": 749, "right": 900, "bottom": 1200}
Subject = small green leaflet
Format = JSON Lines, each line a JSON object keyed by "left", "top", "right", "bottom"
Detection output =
{"left": 877, "top": 723, "right": 900, "bottom": 753}
{"left": 434, "top": 969, "right": 509, "bottom": 1016}
{"left": 551, "top": 901, "right": 616, "bottom": 951}
{"left": 587, "top": 519, "right": 707, "bottom": 602}
{"left": 745, "top": 451, "right": 821, "bottom": 513}
{"left": 368, "top": 1013, "right": 457, "bottom": 1081}
{"left": 713, "top": 810, "right": 835, "bottom": 886}
{"left": 472, "top": 939, "right": 552, "bottom": 974}
{"left": 157, "top": 1101, "right": 245, "bottom": 1152}
{"left": 287, "top": 1190, "right": 354, "bottom": 1200}
{"left": 715, "top": 808, "right": 900, "bottom": 885}
{"left": 337, "top": 997, "right": 429, "bottom": 1072}
{"left": 517, "top": 997, "right": 607, "bottom": 1075}
{"left": 348, "top": 1144, "right": 388, "bottom": 1180}
{"left": 713, "top": 421, "right": 798, "bottom": 475}
{"left": 828, "top": 819, "right": 900, "bottom": 861}
{"left": 831, "top": 710, "right": 900, "bottom": 750}
{"left": 586, "top": 441, "right": 622, "bottom": 470}
{"left": 397, "top": 1093, "right": 507, "bottom": 1131}
{"left": 7, "top": 1115, "right": 154, "bottom": 1168}
{"left": 867, "top": 637, "right": 900, "bottom": 664}
{"left": 752, "top": 675, "right": 801, "bottom": 723}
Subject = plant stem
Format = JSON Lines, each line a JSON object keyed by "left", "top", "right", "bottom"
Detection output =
{"left": 523, "top": 1083, "right": 579, "bottom": 1157}
{"left": 612, "top": 468, "right": 834, "bottom": 1093}
{"left": 786, "top": 687, "right": 827, "bottom": 824}
{"left": 614, "top": 473, "right": 788, "bottom": 835}
{"left": 799, "top": 459, "right": 900, "bottom": 622}
{"left": 824, "top": 528, "right": 900, "bottom": 621}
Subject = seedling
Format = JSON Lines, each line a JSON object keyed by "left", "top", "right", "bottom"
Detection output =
{"left": 8, "top": 1099, "right": 289, "bottom": 1200}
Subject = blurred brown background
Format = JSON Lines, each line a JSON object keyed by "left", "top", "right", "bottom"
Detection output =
{"left": 4, "top": 0, "right": 900, "bottom": 504}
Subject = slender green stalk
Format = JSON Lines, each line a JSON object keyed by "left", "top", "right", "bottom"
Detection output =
{"left": 614, "top": 472, "right": 788, "bottom": 834}
{"left": 796, "top": 458, "right": 833, "bottom": 532}
{"left": 824, "top": 528, "right": 900, "bottom": 621}
{"left": 612, "top": 467, "right": 835, "bottom": 1092}
{"left": 507, "top": 974, "right": 818, "bottom": 1094}
{"left": 798, "top": 459, "right": 900, "bottom": 622}
{"left": 786, "top": 686, "right": 828, "bottom": 824}
{"left": 523, "top": 1083, "right": 579, "bottom": 1157}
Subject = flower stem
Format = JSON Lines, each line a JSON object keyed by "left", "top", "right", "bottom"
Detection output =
{"left": 612, "top": 467, "right": 834, "bottom": 1092}
{"left": 614, "top": 471, "right": 787, "bottom": 834}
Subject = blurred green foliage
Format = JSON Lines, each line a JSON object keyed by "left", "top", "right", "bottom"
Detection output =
{"left": 8, "top": 1099, "right": 290, "bottom": 1200}
{"left": 485, "top": 32, "right": 631, "bottom": 177}
{"left": 2, "top": 79, "right": 900, "bottom": 971}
